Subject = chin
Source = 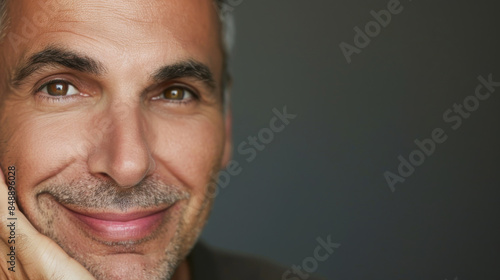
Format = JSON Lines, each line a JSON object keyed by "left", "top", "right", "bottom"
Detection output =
{"left": 79, "top": 250, "right": 180, "bottom": 280}
{"left": 51, "top": 222, "right": 189, "bottom": 280}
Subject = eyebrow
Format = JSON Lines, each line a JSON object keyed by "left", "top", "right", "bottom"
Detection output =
{"left": 12, "top": 47, "right": 105, "bottom": 86}
{"left": 152, "top": 60, "right": 217, "bottom": 91}
{"left": 11, "top": 47, "right": 217, "bottom": 91}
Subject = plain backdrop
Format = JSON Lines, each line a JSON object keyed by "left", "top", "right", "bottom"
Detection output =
{"left": 201, "top": 0, "right": 500, "bottom": 279}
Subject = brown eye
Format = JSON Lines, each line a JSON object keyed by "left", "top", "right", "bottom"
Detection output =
{"left": 163, "top": 87, "right": 186, "bottom": 100}
{"left": 47, "top": 81, "right": 69, "bottom": 96}
{"left": 42, "top": 81, "right": 79, "bottom": 97}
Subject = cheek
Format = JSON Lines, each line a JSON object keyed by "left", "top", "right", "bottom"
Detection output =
{"left": 151, "top": 114, "right": 225, "bottom": 192}
{"left": 0, "top": 109, "right": 90, "bottom": 207}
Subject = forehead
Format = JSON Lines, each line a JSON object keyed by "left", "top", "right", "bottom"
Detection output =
{"left": 3, "top": 0, "right": 223, "bottom": 78}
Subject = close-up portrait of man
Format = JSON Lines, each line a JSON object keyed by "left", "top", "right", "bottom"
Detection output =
{"left": 0, "top": 0, "right": 330, "bottom": 279}
{"left": 1, "top": 0, "right": 500, "bottom": 279}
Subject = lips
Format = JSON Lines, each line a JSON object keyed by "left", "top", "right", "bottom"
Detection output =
{"left": 63, "top": 205, "right": 173, "bottom": 242}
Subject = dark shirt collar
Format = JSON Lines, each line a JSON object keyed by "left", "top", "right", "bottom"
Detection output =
{"left": 187, "top": 241, "right": 219, "bottom": 280}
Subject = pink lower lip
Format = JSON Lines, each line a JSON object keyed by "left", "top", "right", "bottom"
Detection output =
{"left": 67, "top": 207, "right": 169, "bottom": 241}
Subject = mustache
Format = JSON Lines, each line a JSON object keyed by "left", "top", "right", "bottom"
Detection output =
{"left": 36, "top": 175, "right": 190, "bottom": 211}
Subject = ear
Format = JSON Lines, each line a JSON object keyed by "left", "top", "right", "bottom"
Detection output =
{"left": 220, "top": 106, "right": 232, "bottom": 169}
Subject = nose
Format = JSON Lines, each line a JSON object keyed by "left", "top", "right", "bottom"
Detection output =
{"left": 87, "top": 102, "right": 155, "bottom": 188}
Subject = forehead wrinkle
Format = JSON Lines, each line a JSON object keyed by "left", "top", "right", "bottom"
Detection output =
{"left": 69, "top": 0, "right": 159, "bottom": 24}
{"left": 51, "top": 10, "right": 179, "bottom": 50}
{"left": 45, "top": 29, "right": 105, "bottom": 46}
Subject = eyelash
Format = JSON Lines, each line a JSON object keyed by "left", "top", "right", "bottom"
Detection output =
{"left": 36, "top": 94, "right": 80, "bottom": 104}
{"left": 34, "top": 80, "right": 199, "bottom": 106}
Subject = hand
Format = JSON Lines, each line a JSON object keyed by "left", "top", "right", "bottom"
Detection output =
{"left": 0, "top": 167, "right": 96, "bottom": 280}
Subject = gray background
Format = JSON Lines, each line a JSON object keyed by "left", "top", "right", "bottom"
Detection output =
{"left": 201, "top": 0, "right": 500, "bottom": 279}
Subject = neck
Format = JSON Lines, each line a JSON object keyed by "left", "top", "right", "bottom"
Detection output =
{"left": 171, "top": 259, "right": 191, "bottom": 280}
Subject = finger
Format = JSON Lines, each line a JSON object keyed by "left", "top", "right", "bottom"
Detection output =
{"left": 0, "top": 167, "right": 94, "bottom": 279}
{"left": 0, "top": 166, "right": 29, "bottom": 279}
{"left": 0, "top": 166, "right": 39, "bottom": 262}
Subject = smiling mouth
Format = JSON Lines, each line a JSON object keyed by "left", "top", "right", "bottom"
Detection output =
{"left": 60, "top": 203, "right": 177, "bottom": 243}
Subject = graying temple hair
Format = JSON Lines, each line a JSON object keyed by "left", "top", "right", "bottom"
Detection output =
{"left": 215, "top": 0, "right": 236, "bottom": 58}
{"left": 214, "top": 0, "right": 236, "bottom": 111}
{"left": 0, "top": 0, "right": 7, "bottom": 42}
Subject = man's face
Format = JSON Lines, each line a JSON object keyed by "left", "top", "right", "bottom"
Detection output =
{"left": 0, "top": 0, "right": 231, "bottom": 279}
